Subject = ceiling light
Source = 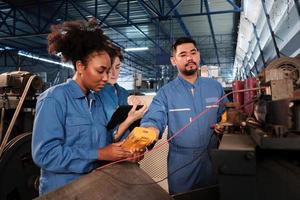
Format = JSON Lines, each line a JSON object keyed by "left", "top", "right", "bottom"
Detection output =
{"left": 124, "top": 47, "right": 149, "bottom": 52}
{"left": 18, "top": 51, "right": 73, "bottom": 68}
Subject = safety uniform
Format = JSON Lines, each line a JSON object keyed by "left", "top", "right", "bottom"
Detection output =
{"left": 97, "top": 83, "right": 129, "bottom": 142}
{"left": 141, "top": 76, "right": 227, "bottom": 194}
{"left": 32, "top": 79, "right": 109, "bottom": 195}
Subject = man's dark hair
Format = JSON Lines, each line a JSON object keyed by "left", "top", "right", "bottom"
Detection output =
{"left": 171, "top": 37, "right": 198, "bottom": 55}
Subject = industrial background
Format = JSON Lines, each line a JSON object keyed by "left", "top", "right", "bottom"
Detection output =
{"left": 1, "top": 0, "right": 298, "bottom": 89}
{"left": 0, "top": 0, "right": 300, "bottom": 200}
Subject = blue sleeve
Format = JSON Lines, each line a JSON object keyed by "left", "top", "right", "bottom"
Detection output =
{"left": 31, "top": 97, "right": 98, "bottom": 174}
{"left": 118, "top": 86, "right": 129, "bottom": 105}
{"left": 140, "top": 90, "right": 168, "bottom": 138}
{"left": 217, "top": 85, "right": 229, "bottom": 118}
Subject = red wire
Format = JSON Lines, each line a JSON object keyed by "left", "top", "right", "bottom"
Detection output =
{"left": 96, "top": 86, "right": 266, "bottom": 171}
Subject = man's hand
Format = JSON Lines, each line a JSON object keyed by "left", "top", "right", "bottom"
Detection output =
{"left": 213, "top": 123, "right": 225, "bottom": 134}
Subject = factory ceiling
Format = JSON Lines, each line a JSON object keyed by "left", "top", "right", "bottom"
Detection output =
{"left": 0, "top": 0, "right": 241, "bottom": 82}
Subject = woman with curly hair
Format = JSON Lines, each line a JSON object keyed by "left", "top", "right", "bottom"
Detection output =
{"left": 31, "top": 19, "right": 134, "bottom": 195}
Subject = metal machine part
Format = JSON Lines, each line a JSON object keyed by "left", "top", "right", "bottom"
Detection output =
{"left": 0, "top": 71, "right": 43, "bottom": 96}
{"left": 268, "top": 79, "right": 294, "bottom": 100}
{"left": 215, "top": 57, "right": 300, "bottom": 200}
{"left": 0, "top": 132, "right": 39, "bottom": 200}
{"left": 264, "top": 57, "right": 300, "bottom": 90}
{"left": 211, "top": 134, "right": 300, "bottom": 200}
{"left": 0, "top": 71, "right": 42, "bottom": 199}
{"left": 250, "top": 97, "right": 300, "bottom": 150}
{"left": 254, "top": 98, "right": 300, "bottom": 133}
{"left": 0, "top": 71, "right": 42, "bottom": 150}
{"left": 36, "top": 162, "right": 173, "bottom": 200}
{"left": 222, "top": 102, "right": 246, "bottom": 126}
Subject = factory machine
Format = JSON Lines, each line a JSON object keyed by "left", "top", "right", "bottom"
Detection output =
{"left": 211, "top": 57, "right": 300, "bottom": 200}
{"left": 0, "top": 71, "right": 42, "bottom": 200}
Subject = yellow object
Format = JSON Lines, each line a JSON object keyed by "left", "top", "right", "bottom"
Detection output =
{"left": 221, "top": 111, "right": 227, "bottom": 123}
{"left": 122, "top": 127, "right": 157, "bottom": 151}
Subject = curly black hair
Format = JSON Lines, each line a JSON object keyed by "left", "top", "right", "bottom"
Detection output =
{"left": 48, "top": 18, "right": 112, "bottom": 70}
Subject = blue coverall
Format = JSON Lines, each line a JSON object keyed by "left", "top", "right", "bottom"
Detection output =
{"left": 97, "top": 83, "right": 129, "bottom": 142}
{"left": 141, "top": 76, "right": 227, "bottom": 194}
{"left": 32, "top": 79, "right": 109, "bottom": 195}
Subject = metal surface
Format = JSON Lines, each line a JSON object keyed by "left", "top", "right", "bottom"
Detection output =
{"left": 211, "top": 134, "right": 256, "bottom": 200}
{"left": 266, "top": 98, "right": 300, "bottom": 133}
{"left": 0, "top": 132, "right": 39, "bottom": 200}
{"left": 211, "top": 134, "right": 300, "bottom": 200}
{"left": 265, "top": 57, "right": 300, "bottom": 89}
{"left": 248, "top": 125, "right": 300, "bottom": 150}
{"left": 172, "top": 185, "right": 219, "bottom": 200}
{"left": 36, "top": 162, "right": 173, "bottom": 200}
{"left": 250, "top": 97, "right": 300, "bottom": 149}
{"left": 269, "top": 79, "right": 294, "bottom": 100}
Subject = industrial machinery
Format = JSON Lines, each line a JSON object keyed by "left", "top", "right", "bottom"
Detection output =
{"left": 0, "top": 71, "right": 42, "bottom": 200}
{"left": 35, "top": 162, "right": 173, "bottom": 200}
{"left": 211, "top": 57, "right": 300, "bottom": 200}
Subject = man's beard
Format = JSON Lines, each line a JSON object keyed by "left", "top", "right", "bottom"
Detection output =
{"left": 181, "top": 62, "right": 198, "bottom": 76}
{"left": 182, "top": 68, "right": 197, "bottom": 76}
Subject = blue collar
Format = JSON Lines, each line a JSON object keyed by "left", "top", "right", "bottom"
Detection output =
{"left": 177, "top": 76, "right": 201, "bottom": 89}
{"left": 67, "top": 79, "right": 96, "bottom": 100}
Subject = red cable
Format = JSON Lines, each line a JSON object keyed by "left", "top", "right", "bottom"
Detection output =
{"left": 96, "top": 86, "right": 266, "bottom": 171}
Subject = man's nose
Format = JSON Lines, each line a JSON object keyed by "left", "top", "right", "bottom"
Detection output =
{"left": 186, "top": 55, "right": 193, "bottom": 61}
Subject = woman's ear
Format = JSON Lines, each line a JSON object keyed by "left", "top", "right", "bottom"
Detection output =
{"left": 75, "top": 60, "right": 84, "bottom": 74}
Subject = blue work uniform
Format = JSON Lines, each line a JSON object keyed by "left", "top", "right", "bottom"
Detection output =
{"left": 97, "top": 83, "right": 129, "bottom": 142}
{"left": 32, "top": 79, "right": 109, "bottom": 195}
{"left": 141, "top": 76, "right": 227, "bottom": 194}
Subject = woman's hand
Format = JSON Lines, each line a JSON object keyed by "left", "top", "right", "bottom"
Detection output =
{"left": 126, "top": 96, "right": 147, "bottom": 123}
{"left": 127, "top": 148, "right": 145, "bottom": 163}
{"left": 98, "top": 141, "right": 132, "bottom": 161}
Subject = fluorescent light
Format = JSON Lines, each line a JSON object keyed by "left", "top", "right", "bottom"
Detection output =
{"left": 18, "top": 51, "right": 73, "bottom": 68}
{"left": 124, "top": 47, "right": 149, "bottom": 52}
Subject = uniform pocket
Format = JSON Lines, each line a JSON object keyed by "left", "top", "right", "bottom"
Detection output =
{"left": 65, "top": 116, "right": 92, "bottom": 146}
{"left": 66, "top": 116, "right": 91, "bottom": 126}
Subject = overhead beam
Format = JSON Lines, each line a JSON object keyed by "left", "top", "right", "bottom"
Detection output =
{"left": 261, "top": 0, "right": 280, "bottom": 58}
{"left": 166, "top": 0, "right": 191, "bottom": 37}
{"left": 137, "top": 0, "right": 160, "bottom": 17}
{"left": 102, "top": 0, "right": 168, "bottom": 55}
{"left": 204, "top": 0, "right": 221, "bottom": 66}
{"left": 152, "top": 9, "right": 242, "bottom": 20}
